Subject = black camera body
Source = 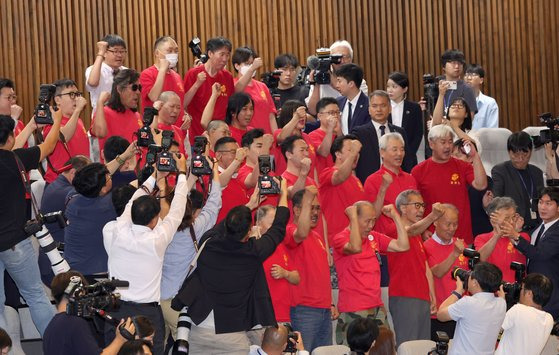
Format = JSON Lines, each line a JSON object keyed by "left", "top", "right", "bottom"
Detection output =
{"left": 191, "top": 136, "right": 212, "bottom": 176}
{"left": 136, "top": 107, "right": 158, "bottom": 147}
{"left": 156, "top": 130, "right": 177, "bottom": 172}
{"left": 463, "top": 248, "right": 480, "bottom": 269}
{"left": 34, "top": 84, "right": 57, "bottom": 125}
{"left": 423, "top": 74, "right": 443, "bottom": 115}
{"left": 258, "top": 155, "right": 280, "bottom": 195}
{"left": 65, "top": 277, "right": 129, "bottom": 318}
{"left": 261, "top": 70, "right": 282, "bottom": 89}
{"left": 189, "top": 37, "right": 208, "bottom": 64}
{"left": 283, "top": 323, "right": 299, "bottom": 353}
{"left": 451, "top": 248, "right": 480, "bottom": 290}
{"left": 314, "top": 48, "right": 342, "bottom": 85}
{"left": 531, "top": 112, "right": 559, "bottom": 150}
{"left": 428, "top": 331, "right": 449, "bottom": 355}
{"left": 24, "top": 211, "right": 66, "bottom": 237}
{"left": 502, "top": 261, "right": 526, "bottom": 307}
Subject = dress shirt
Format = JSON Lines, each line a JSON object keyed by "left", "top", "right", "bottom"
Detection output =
{"left": 390, "top": 99, "right": 405, "bottom": 128}
{"left": 305, "top": 79, "right": 368, "bottom": 107}
{"left": 103, "top": 174, "right": 189, "bottom": 303}
{"left": 371, "top": 120, "right": 388, "bottom": 143}
{"left": 530, "top": 218, "right": 559, "bottom": 245}
{"left": 85, "top": 62, "right": 126, "bottom": 113}
{"left": 341, "top": 93, "right": 361, "bottom": 134}
{"left": 472, "top": 92, "right": 499, "bottom": 129}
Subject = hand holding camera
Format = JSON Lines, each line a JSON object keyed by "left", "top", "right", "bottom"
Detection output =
{"left": 438, "top": 80, "right": 450, "bottom": 97}
{"left": 174, "top": 151, "right": 187, "bottom": 173}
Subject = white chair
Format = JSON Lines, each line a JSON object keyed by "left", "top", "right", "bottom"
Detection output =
{"left": 472, "top": 128, "right": 512, "bottom": 178}
{"left": 397, "top": 340, "right": 436, "bottom": 355}
{"left": 523, "top": 126, "right": 549, "bottom": 174}
{"left": 541, "top": 334, "right": 559, "bottom": 355}
{"left": 311, "top": 344, "right": 350, "bottom": 355}
{"left": 416, "top": 135, "right": 426, "bottom": 164}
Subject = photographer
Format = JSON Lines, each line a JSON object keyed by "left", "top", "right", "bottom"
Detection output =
{"left": 437, "top": 262, "right": 506, "bottom": 355}
{"left": 270, "top": 54, "right": 309, "bottom": 109}
{"left": 103, "top": 151, "right": 193, "bottom": 355}
{"left": 42, "top": 271, "right": 135, "bottom": 355}
{"left": 249, "top": 325, "right": 308, "bottom": 355}
{"left": 0, "top": 111, "right": 62, "bottom": 335}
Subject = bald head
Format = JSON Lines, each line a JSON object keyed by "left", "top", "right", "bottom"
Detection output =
{"left": 355, "top": 200, "right": 375, "bottom": 216}
{"left": 158, "top": 91, "right": 180, "bottom": 103}
{"left": 261, "top": 325, "right": 288, "bottom": 353}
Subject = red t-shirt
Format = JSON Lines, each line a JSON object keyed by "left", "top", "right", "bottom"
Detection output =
{"left": 183, "top": 65, "right": 234, "bottom": 143}
{"left": 364, "top": 165, "right": 417, "bottom": 237}
{"left": 318, "top": 166, "right": 366, "bottom": 243}
{"left": 412, "top": 158, "right": 475, "bottom": 244}
{"left": 158, "top": 122, "right": 187, "bottom": 156}
{"left": 263, "top": 243, "right": 294, "bottom": 322}
{"left": 307, "top": 129, "right": 335, "bottom": 173}
{"left": 284, "top": 223, "right": 331, "bottom": 309}
{"left": 236, "top": 163, "right": 279, "bottom": 207}
{"left": 43, "top": 116, "right": 90, "bottom": 183}
{"left": 216, "top": 175, "right": 250, "bottom": 223}
{"left": 140, "top": 66, "right": 186, "bottom": 127}
{"left": 423, "top": 236, "right": 469, "bottom": 308}
{"left": 229, "top": 124, "right": 253, "bottom": 146}
{"left": 474, "top": 232, "right": 529, "bottom": 283}
{"left": 272, "top": 130, "right": 317, "bottom": 179}
{"left": 332, "top": 229, "right": 391, "bottom": 312}
{"left": 91, "top": 106, "right": 142, "bottom": 157}
{"left": 387, "top": 235, "right": 430, "bottom": 300}
{"left": 234, "top": 79, "right": 277, "bottom": 134}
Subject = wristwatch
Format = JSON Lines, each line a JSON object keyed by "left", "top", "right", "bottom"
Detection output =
{"left": 451, "top": 290, "right": 462, "bottom": 299}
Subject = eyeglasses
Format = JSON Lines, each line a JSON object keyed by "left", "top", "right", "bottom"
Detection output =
{"left": 217, "top": 149, "right": 236, "bottom": 154}
{"left": 1, "top": 94, "right": 16, "bottom": 101}
{"left": 279, "top": 67, "right": 296, "bottom": 72}
{"left": 320, "top": 110, "right": 341, "bottom": 116}
{"left": 57, "top": 91, "right": 83, "bottom": 99}
{"left": 130, "top": 84, "right": 142, "bottom": 92}
{"left": 106, "top": 49, "right": 128, "bottom": 56}
{"left": 450, "top": 103, "right": 465, "bottom": 109}
{"left": 464, "top": 74, "right": 480, "bottom": 80}
{"left": 402, "top": 202, "right": 426, "bottom": 209}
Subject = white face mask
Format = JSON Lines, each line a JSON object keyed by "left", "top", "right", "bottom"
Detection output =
{"left": 165, "top": 53, "right": 179, "bottom": 68}
{"left": 240, "top": 65, "right": 255, "bottom": 78}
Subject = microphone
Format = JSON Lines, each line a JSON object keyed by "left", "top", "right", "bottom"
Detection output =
{"left": 107, "top": 279, "right": 129, "bottom": 288}
{"left": 307, "top": 55, "right": 319, "bottom": 70}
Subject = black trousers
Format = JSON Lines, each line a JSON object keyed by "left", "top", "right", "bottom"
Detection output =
{"left": 104, "top": 300, "right": 165, "bottom": 355}
{"left": 430, "top": 318, "right": 456, "bottom": 341}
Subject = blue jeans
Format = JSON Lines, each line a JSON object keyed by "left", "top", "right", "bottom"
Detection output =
{"left": 0, "top": 238, "right": 55, "bottom": 335}
{"left": 290, "top": 305, "right": 332, "bottom": 352}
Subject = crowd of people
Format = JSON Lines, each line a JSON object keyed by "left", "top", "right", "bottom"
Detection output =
{"left": 0, "top": 33, "right": 558, "bottom": 355}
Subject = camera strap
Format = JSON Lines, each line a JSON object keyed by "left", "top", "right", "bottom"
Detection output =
{"left": 189, "top": 225, "right": 199, "bottom": 252}
{"left": 185, "top": 237, "right": 210, "bottom": 278}
{"left": 13, "top": 152, "right": 41, "bottom": 218}
{"left": 35, "top": 129, "right": 72, "bottom": 175}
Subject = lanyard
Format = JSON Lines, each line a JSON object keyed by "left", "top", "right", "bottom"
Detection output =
{"left": 515, "top": 169, "right": 534, "bottom": 199}
{"left": 443, "top": 90, "right": 455, "bottom": 114}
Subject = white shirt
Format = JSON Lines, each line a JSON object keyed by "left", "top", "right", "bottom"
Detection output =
{"left": 530, "top": 218, "right": 559, "bottom": 245}
{"left": 390, "top": 99, "right": 405, "bottom": 128}
{"left": 103, "top": 174, "right": 189, "bottom": 303}
{"left": 85, "top": 62, "right": 126, "bottom": 113}
{"left": 448, "top": 292, "right": 506, "bottom": 355}
{"left": 371, "top": 120, "right": 388, "bottom": 143}
{"left": 340, "top": 93, "right": 361, "bottom": 135}
{"left": 248, "top": 345, "right": 309, "bottom": 355}
{"left": 472, "top": 92, "right": 499, "bottom": 129}
{"left": 495, "top": 303, "right": 553, "bottom": 355}
{"left": 431, "top": 232, "right": 454, "bottom": 245}
{"left": 305, "top": 79, "right": 368, "bottom": 107}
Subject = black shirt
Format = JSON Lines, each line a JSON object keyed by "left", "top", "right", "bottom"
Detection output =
{"left": 270, "top": 85, "right": 309, "bottom": 108}
{"left": 0, "top": 146, "right": 40, "bottom": 251}
{"left": 43, "top": 312, "right": 101, "bottom": 355}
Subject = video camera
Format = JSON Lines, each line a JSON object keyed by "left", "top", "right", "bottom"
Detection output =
{"left": 283, "top": 323, "right": 299, "bottom": 354}
{"left": 34, "top": 84, "right": 57, "bottom": 125}
{"left": 258, "top": 155, "right": 280, "bottom": 195}
{"left": 65, "top": 276, "right": 128, "bottom": 318}
{"left": 428, "top": 331, "right": 449, "bottom": 355}
{"left": 313, "top": 48, "right": 343, "bottom": 85}
{"left": 423, "top": 74, "right": 442, "bottom": 115}
{"left": 24, "top": 211, "right": 70, "bottom": 275}
{"left": 261, "top": 70, "right": 282, "bottom": 90}
{"left": 451, "top": 248, "right": 480, "bottom": 290}
{"left": 189, "top": 37, "right": 208, "bottom": 64}
{"left": 531, "top": 112, "right": 559, "bottom": 149}
{"left": 501, "top": 261, "right": 526, "bottom": 308}
{"left": 136, "top": 107, "right": 158, "bottom": 147}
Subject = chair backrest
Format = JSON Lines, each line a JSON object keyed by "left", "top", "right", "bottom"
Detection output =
{"left": 397, "top": 340, "right": 437, "bottom": 355}
{"left": 541, "top": 334, "right": 559, "bottom": 355}
{"left": 523, "top": 126, "right": 548, "bottom": 174}
{"left": 416, "top": 135, "right": 426, "bottom": 164}
{"left": 311, "top": 344, "right": 351, "bottom": 355}
{"left": 473, "top": 128, "right": 512, "bottom": 178}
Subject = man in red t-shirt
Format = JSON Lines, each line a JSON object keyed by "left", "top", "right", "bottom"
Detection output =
{"left": 280, "top": 135, "right": 314, "bottom": 198}
{"left": 423, "top": 203, "right": 468, "bottom": 338}
{"left": 307, "top": 97, "right": 341, "bottom": 173}
{"left": 318, "top": 135, "right": 365, "bottom": 243}
{"left": 43, "top": 79, "right": 91, "bottom": 183}
{"left": 183, "top": 37, "right": 235, "bottom": 144}
{"left": 154, "top": 91, "right": 189, "bottom": 156}
{"left": 475, "top": 197, "right": 528, "bottom": 283}
{"left": 412, "top": 124, "right": 487, "bottom": 244}
{"left": 284, "top": 186, "right": 335, "bottom": 352}
{"left": 332, "top": 201, "right": 409, "bottom": 342}
{"left": 140, "top": 36, "right": 186, "bottom": 128}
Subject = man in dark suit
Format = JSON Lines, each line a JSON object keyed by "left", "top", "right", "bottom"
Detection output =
{"left": 334, "top": 63, "right": 370, "bottom": 134}
{"left": 492, "top": 132, "right": 544, "bottom": 230}
{"left": 171, "top": 178, "right": 289, "bottom": 354}
{"left": 351, "top": 90, "right": 414, "bottom": 183}
{"left": 511, "top": 187, "right": 559, "bottom": 319}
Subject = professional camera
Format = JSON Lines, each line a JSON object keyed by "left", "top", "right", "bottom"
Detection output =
{"left": 463, "top": 248, "right": 480, "bottom": 269}
{"left": 261, "top": 70, "right": 282, "bottom": 89}
{"left": 156, "top": 130, "right": 177, "bottom": 172}
{"left": 502, "top": 261, "right": 526, "bottom": 307}
{"left": 283, "top": 323, "right": 299, "bottom": 353}
{"left": 24, "top": 211, "right": 70, "bottom": 275}
{"left": 137, "top": 144, "right": 162, "bottom": 185}
{"left": 188, "top": 37, "right": 208, "bottom": 64}
{"left": 34, "top": 84, "right": 57, "bottom": 125}
{"left": 531, "top": 112, "right": 559, "bottom": 149}
{"left": 451, "top": 248, "right": 480, "bottom": 290}
{"left": 136, "top": 107, "right": 158, "bottom": 147}
{"left": 65, "top": 276, "right": 129, "bottom": 318}
{"left": 313, "top": 48, "right": 343, "bottom": 85}
{"left": 258, "top": 155, "right": 280, "bottom": 195}
{"left": 191, "top": 136, "right": 212, "bottom": 176}
{"left": 428, "top": 331, "right": 449, "bottom": 355}
{"left": 422, "top": 74, "right": 443, "bottom": 115}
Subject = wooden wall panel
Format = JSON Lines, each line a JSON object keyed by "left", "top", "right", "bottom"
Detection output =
{"left": 0, "top": 0, "right": 557, "bottom": 132}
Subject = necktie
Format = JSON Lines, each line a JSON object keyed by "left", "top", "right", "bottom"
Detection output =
{"left": 347, "top": 102, "right": 353, "bottom": 127}
{"left": 380, "top": 125, "right": 386, "bottom": 136}
{"left": 534, "top": 224, "right": 545, "bottom": 246}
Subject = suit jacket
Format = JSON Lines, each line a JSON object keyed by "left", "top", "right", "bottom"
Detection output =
{"left": 516, "top": 221, "right": 559, "bottom": 319}
{"left": 388, "top": 100, "right": 423, "bottom": 167}
{"left": 351, "top": 121, "right": 414, "bottom": 183}
{"left": 337, "top": 91, "right": 370, "bottom": 132}
{"left": 172, "top": 206, "right": 290, "bottom": 333}
{"left": 491, "top": 161, "right": 544, "bottom": 229}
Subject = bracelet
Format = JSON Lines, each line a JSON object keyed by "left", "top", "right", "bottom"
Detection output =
{"left": 451, "top": 291, "right": 462, "bottom": 299}
{"left": 178, "top": 170, "right": 187, "bottom": 176}
{"left": 115, "top": 155, "right": 126, "bottom": 165}
{"left": 96, "top": 54, "right": 105, "bottom": 58}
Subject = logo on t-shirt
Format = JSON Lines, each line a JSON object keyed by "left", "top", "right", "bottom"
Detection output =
{"left": 283, "top": 253, "right": 289, "bottom": 266}
{"left": 507, "top": 241, "right": 515, "bottom": 253}
{"left": 450, "top": 173, "right": 461, "bottom": 185}
{"left": 357, "top": 180, "right": 364, "bottom": 191}
{"left": 220, "top": 84, "right": 228, "bottom": 96}
{"left": 367, "top": 235, "right": 379, "bottom": 252}
{"left": 260, "top": 90, "right": 267, "bottom": 100}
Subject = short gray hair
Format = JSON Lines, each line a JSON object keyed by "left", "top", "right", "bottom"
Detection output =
{"left": 379, "top": 132, "right": 405, "bottom": 151}
{"left": 355, "top": 200, "right": 374, "bottom": 216}
{"left": 330, "top": 40, "right": 353, "bottom": 59}
{"left": 207, "top": 119, "right": 228, "bottom": 132}
{"left": 369, "top": 89, "right": 390, "bottom": 102}
{"left": 486, "top": 196, "right": 517, "bottom": 216}
{"left": 158, "top": 90, "right": 179, "bottom": 103}
{"left": 395, "top": 189, "right": 422, "bottom": 213}
{"left": 256, "top": 205, "right": 276, "bottom": 224}
{"left": 428, "top": 124, "right": 455, "bottom": 142}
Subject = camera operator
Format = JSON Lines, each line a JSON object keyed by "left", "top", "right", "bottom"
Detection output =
{"left": 270, "top": 54, "right": 309, "bottom": 109}
{"left": 249, "top": 325, "right": 307, "bottom": 355}
{"left": 437, "top": 262, "right": 506, "bottom": 355}
{"left": 103, "top": 151, "right": 192, "bottom": 355}
{"left": 306, "top": 40, "right": 368, "bottom": 115}
{"left": 42, "top": 271, "right": 135, "bottom": 355}
{"left": 0, "top": 111, "right": 62, "bottom": 334}
{"left": 495, "top": 273, "right": 554, "bottom": 355}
